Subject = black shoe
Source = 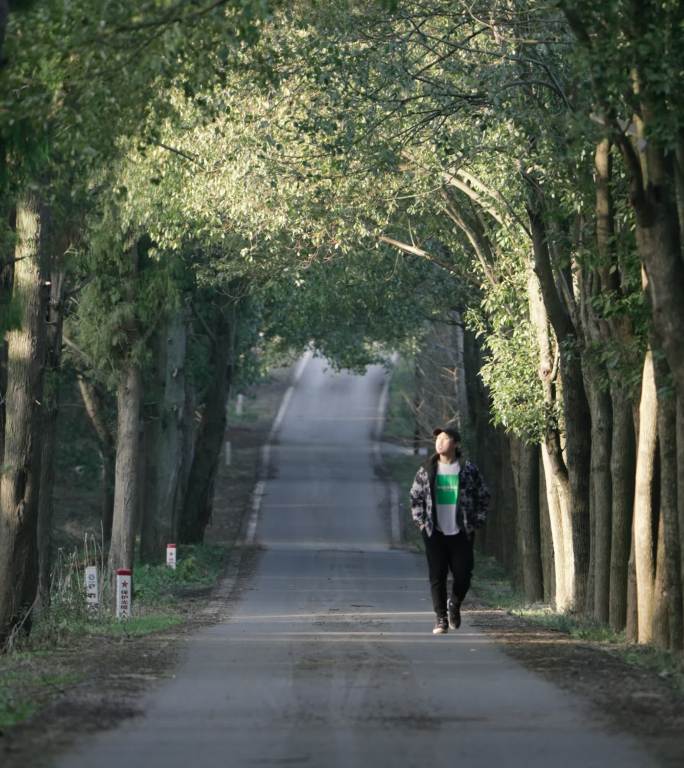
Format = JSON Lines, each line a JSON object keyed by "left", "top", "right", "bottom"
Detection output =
{"left": 448, "top": 599, "right": 461, "bottom": 630}
{"left": 432, "top": 616, "right": 448, "bottom": 635}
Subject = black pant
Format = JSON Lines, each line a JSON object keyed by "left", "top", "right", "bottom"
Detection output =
{"left": 423, "top": 529, "right": 474, "bottom": 617}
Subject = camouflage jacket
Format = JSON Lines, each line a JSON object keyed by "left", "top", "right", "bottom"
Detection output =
{"left": 409, "top": 456, "right": 490, "bottom": 537}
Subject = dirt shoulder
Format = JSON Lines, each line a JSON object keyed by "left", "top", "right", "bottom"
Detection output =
{"left": 466, "top": 603, "right": 684, "bottom": 767}
{"left": 0, "top": 370, "right": 289, "bottom": 768}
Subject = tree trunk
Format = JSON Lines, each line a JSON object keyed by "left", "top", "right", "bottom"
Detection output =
{"left": 77, "top": 376, "right": 116, "bottom": 543}
{"left": 0, "top": 341, "right": 6, "bottom": 466}
{"left": 584, "top": 370, "right": 612, "bottom": 621}
{"left": 450, "top": 309, "right": 469, "bottom": 428}
{"left": 140, "top": 309, "right": 187, "bottom": 562}
{"left": 107, "top": 362, "right": 142, "bottom": 574}
{"left": 593, "top": 135, "right": 639, "bottom": 630}
{"left": 560, "top": 356, "right": 593, "bottom": 612}
{"left": 0, "top": 1, "right": 9, "bottom": 65}
{"left": 633, "top": 349, "right": 658, "bottom": 644}
{"left": 652, "top": 512, "right": 670, "bottom": 649}
{"left": 617, "top": 127, "right": 684, "bottom": 399}
{"left": 0, "top": 224, "right": 13, "bottom": 465}
{"left": 626, "top": 527, "right": 638, "bottom": 643}
{"left": 140, "top": 397, "right": 159, "bottom": 563}
{"left": 175, "top": 372, "right": 198, "bottom": 533}
{"left": 579, "top": 256, "right": 612, "bottom": 620}
{"left": 0, "top": 194, "right": 47, "bottom": 642}
{"left": 635, "top": 208, "right": 684, "bottom": 399}
{"left": 509, "top": 437, "right": 523, "bottom": 587}
{"left": 538, "top": 451, "right": 555, "bottom": 602}
{"left": 609, "top": 387, "right": 637, "bottom": 631}
{"left": 675, "top": 132, "right": 684, "bottom": 246}
{"left": 179, "top": 305, "right": 234, "bottom": 544}
{"left": 36, "top": 395, "right": 58, "bottom": 609}
{"left": 541, "top": 442, "right": 573, "bottom": 611}
{"left": 526, "top": 263, "right": 575, "bottom": 610}
{"left": 538, "top": 446, "right": 556, "bottom": 603}
{"left": 653, "top": 354, "right": 682, "bottom": 650}
{"left": 498, "top": 432, "right": 515, "bottom": 573}
{"left": 514, "top": 439, "right": 543, "bottom": 602}
{"left": 580, "top": 171, "right": 614, "bottom": 619}
{"left": 37, "top": 263, "right": 65, "bottom": 607}
{"left": 678, "top": 393, "right": 684, "bottom": 648}
{"left": 528, "top": 204, "right": 591, "bottom": 611}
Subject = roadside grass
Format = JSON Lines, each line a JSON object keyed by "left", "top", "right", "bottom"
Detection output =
{"left": 134, "top": 544, "right": 228, "bottom": 604}
{"left": 382, "top": 356, "right": 684, "bottom": 695}
{"left": 23, "top": 542, "right": 228, "bottom": 649}
{"left": 469, "top": 552, "right": 521, "bottom": 609}
{"left": 0, "top": 669, "right": 83, "bottom": 728}
{"left": 0, "top": 542, "right": 227, "bottom": 730}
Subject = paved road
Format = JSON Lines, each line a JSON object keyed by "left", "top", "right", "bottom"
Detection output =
{"left": 56, "top": 356, "right": 656, "bottom": 767}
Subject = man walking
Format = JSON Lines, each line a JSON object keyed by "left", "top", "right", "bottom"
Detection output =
{"left": 409, "top": 426, "right": 490, "bottom": 634}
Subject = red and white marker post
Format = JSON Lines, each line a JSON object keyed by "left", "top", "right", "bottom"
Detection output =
{"left": 166, "top": 543, "right": 177, "bottom": 570}
{"left": 116, "top": 568, "right": 132, "bottom": 619}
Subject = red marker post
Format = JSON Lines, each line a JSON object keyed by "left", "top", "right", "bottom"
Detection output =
{"left": 116, "top": 568, "right": 132, "bottom": 619}
{"left": 166, "top": 543, "right": 177, "bottom": 570}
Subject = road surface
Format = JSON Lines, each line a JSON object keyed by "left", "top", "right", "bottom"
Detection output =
{"left": 56, "top": 355, "right": 656, "bottom": 767}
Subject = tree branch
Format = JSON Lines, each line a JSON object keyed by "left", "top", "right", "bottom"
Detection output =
{"left": 613, "top": 130, "right": 648, "bottom": 213}
{"left": 455, "top": 168, "right": 532, "bottom": 237}
{"left": 442, "top": 170, "right": 506, "bottom": 227}
{"left": 439, "top": 193, "right": 499, "bottom": 288}
{"left": 526, "top": 200, "right": 575, "bottom": 343}
{"left": 191, "top": 302, "right": 217, "bottom": 343}
{"left": 157, "top": 142, "right": 205, "bottom": 168}
{"left": 378, "top": 235, "right": 458, "bottom": 275}
{"left": 63, "top": 333, "right": 96, "bottom": 370}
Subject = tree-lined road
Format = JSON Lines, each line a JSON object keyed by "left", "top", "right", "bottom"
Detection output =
{"left": 56, "top": 358, "right": 655, "bottom": 767}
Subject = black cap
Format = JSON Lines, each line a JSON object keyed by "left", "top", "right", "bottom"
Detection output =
{"left": 432, "top": 426, "right": 461, "bottom": 442}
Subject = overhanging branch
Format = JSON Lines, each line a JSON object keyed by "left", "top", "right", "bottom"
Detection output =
{"left": 378, "top": 234, "right": 458, "bottom": 276}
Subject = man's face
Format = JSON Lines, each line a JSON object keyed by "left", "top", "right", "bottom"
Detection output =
{"left": 435, "top": 432, "right": 456, "bottom": 456}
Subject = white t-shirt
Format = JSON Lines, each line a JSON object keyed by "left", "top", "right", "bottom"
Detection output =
{"left": 435, "top": 461, "right": 461, "bottom": 535}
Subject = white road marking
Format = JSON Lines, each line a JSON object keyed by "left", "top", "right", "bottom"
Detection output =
{"left": 268, "top": 385, "right": 295, "bottom": 443}
{"left": 268, "top": 349, "right": 313, "bottom": 443}
{"left": 261, "top": 542, "right": 390, "bottom": 553}
{"left": 233, "top": 611, "right": 436, "bottom": 620}
{"left": 292, "top": 348, "right": 314, "bottom": 384}
{"left": 375, "top": 372, "right": 391, "bottom": 441}
{"left": 260, "top": 444, "right": 271, "bottom": 478}
{"left": 390, "top": 483, "right": 401, "bottom": 547}
{"left": 244, "top": 350, "right": 312, "bottom": 545}
{"left": 245, "top": 480, "right": 265, "bottom": 545}
{"left": 375, "top": 356, "right": 402, "bottom": 547}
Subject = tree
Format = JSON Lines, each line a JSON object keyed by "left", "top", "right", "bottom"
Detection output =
{"left": 0, "top": 193, "right": 47, "bottom": 642}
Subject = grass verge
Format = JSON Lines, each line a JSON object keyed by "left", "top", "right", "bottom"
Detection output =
{"left": 0, "top": 669, "right": 83, "bottom": 729}
{"left": 134, "top": 544, "right": 228, "bottom": 604}
{"left": 0, "top": 543, "right": 228, "bottom": 730}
